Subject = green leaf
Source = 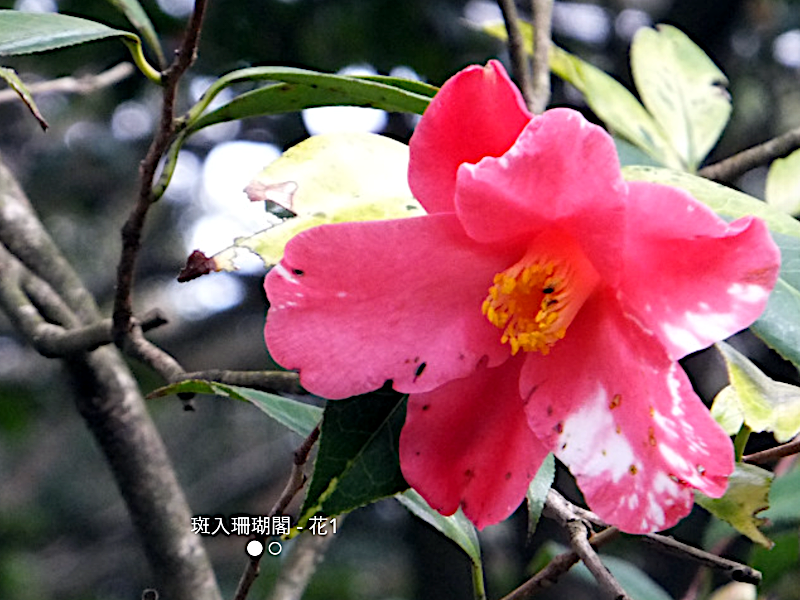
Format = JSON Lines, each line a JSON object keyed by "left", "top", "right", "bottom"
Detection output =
{"left": 396, "top": 489, "right": 481, "bottom": 565}
{"left": 482, "top": 20, "right": 681, "bottom": 168}
{"left": 760, "top": 456, "right": 800, "bottom": 526}
{"left": 695, "top": 462, "right": 774, "bottom": 548}
{"left": 630, "top": 25, "right": 731, "bottom": 171}
{"left": 0, "top": 10, "right": 137, "bottom": 54}
{"left": 712, "top": 342, "right": 800, "bottom": 442}
{"left": 0, "top": 66, "right": 47, "bottom": 130}
{"left": 104, "top": 0, "right": 164, "bottom": 66}
{"left": 299, "top": 390, "right": 409, "bottom": 524}
{"left": 623, "top": 166, "right": 800, "bottom": 370}
{"left": 0, "top": 10, "right": 160, "bottom": 83}
{"left": 526, "top": 453, "right": 555, "bottom": 536}
{"left": 765, "top": 149, "right": 800, "bottom": 217}
{"left": 186, "top": 66, "right": 436, "bottom": 134}
{"left": 396, "top": 489, "right": 486, "bottom": 599}
{"left": 148, "top": 379, "right": 321, "bottom": 437}
{"left": 184, "top": 132, "right": 421, "bottom": 275}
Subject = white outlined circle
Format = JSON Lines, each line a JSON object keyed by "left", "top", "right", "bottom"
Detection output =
{"left": 245, "top": 540, "right": 264, "bottom": 557}
{"left": 267, "top": 541, "right": 282, "bottom": 555}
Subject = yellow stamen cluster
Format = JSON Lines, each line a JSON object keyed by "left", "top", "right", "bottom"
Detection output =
{"left": 482, "top": 261, "right": 568, "bottom": 355}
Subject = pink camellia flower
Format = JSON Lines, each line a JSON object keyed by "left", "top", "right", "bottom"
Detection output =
{"left": 265, "top": 61, "right": 780, "bottom": 533}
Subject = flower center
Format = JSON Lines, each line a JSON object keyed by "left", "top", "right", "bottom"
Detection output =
{"left": 481, "top": 234, "right": 599, "bottom": 355}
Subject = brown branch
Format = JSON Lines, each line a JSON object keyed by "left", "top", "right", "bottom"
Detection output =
{"left": 542, "top": 491, "right": 630, "bottom": 600}
{"left": 498, "top": 0, "right": 534, "bottom": 110}
{"left": 743, "top": 434, "right": 800, "bottom": 464}
{"left": 698, "top": 124, "right": 800, "bottom": 183}
{"left": 0, "top": 63, "right": 135, "bottom": 104}
{"left": 500, "top": 527, "right": 619, "bottom": 600}
{"left": 529, "top": 0, "right": 553, "bottom": 113}
{"left": 113, "top": 0, "right": 209, "bottom": 344}
{"left": 0, "top": 155, "right": 220, "bottom": 599}
{"left": 233, "top": 425, "right": 321, "bottom": 600}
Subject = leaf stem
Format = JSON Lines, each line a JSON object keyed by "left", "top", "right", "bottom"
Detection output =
{"left": 471, "top": 556, "right": 487, "bottom": 600}
{"left": 122, "top": 37, "right": 162, "bottom": 84}
{"left": 733, "top": 424, "right": 752, "bottom": 461}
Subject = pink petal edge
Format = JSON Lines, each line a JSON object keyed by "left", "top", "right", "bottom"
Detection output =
{"left": 400, "top": 358, "right": 548, "bottom": 529}
{"left": 408, "top": 60, "right": 531, "bottom": 214}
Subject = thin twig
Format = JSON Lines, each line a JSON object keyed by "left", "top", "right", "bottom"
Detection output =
{"left": 113, "top": 0, "right": 209, "bottom": 345}
{"left": 233, "top": 425, "right": 321, "bottom": 600}
{"left": 743, "top": 434, "right": 800, "bottom": 464}
{"left": 542, "top": 491, "right": 630, "bottom": 600}
{"left": 699, "top": 124, "right": 800, "bottom": 182}
{"left": 0, "top": 63, "right": 135, "bottom": 104}
{"left": 177, "top": 370, "right": 304, "bottom": 395}
{"left": 529, "top": 0, "right": 553, "bottom": 113}
{"left": 497, "top": 0, "right": 534, "bottom": 109}
{"left": 640, "top": 534, "right": 761, "bottom": 585}
{"left": 500, "top": 527, "right": 619, "bottom": 600}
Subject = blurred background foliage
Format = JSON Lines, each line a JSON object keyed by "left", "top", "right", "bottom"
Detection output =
{"left": 0, "top": 0, "right": 799, "bottom": 599}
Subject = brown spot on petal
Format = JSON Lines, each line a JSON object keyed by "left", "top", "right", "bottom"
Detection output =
{"left": 464, "top": 469, "right": 474, "bottom": 479}
{"left": 649, "top": 406, "right": 655, "bottom": 418}
{"left": 629, "top": 464, "right": 638, "bottom": 475}
{"left": 414, "top": 362, "right": 427, "bottom": 381}
{"left": 648, "top": 427, "right": 656, "bottom": 447}
{"left": 546, "top": 405, "right": 553, "bottom": 416}
{"left": 609, "top": 394, "right": 622, "bottom": 409}
{"left": 421, "top": 404, "right": 430, "bottom": 412}
{"left": 504, "top": 472, "right": 512, "bottom": 480}
{"left": 615, "top": 425, "right": 621, "bottom": 434}
{"left": 555, "top": 422, "right": 564, "bottom": 434}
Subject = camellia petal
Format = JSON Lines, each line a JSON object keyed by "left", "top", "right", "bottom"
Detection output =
{"left": 265, "top": 214, "right": 523, "bottom": 399}
{"left": 400, "top": 359, "right": 548, "bottom": 529}
{"left": 454, "top": 108, "right": 627, "bottom": 284}
{"left": 521, "top": 290, "right": 734, "bottom": 533}
{"left": 408, "top": 60, "right": 531, "bottom": 214}
{"left": 618, "top": 181, "right": 780, "bottom": 360}
{"left": 264, "top": 60, "right": 779, "bottom": 534}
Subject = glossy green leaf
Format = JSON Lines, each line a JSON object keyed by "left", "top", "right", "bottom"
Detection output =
{"left": 104, "top": 0, "right": 164, "bottom": 66}
{"left": 0, "top": 10, "right": 159, "bottom": 82}
{"left": 299, "top": 391, "right": 408, "bottom": 525}
{"left": 0, "top": 10, "right": 138, "bottom": 54}
{"left": 396, "top": 489, "right": 481, "bottom": 564}
{"left": 148, "top": 379, "right": 321, "bottom": 437}
{"left": 623, "top": 166, "right": 800, "bottom": 370}
{"left": 765, "top": 149, "right": 800, "bottom": 217}
{"left": 526, "top": 453, "right": 555, "bottom": 536}
{"left": 631, "top": 25, "right": 731, "bottom": 171}
{"left": 712, "top": 342, "right": 800, "bottom": 442}
{"left": 186, "top": 66, "right": 436, "bottom": 134}
{"left": 188, "top": 132, "right": 421, "bottom": 274}
{"left": 0, "top": 66, "right": 47, "bottom": 130}
{"left": 695, "top": 462, "right": 774, "bottom": 548}
{"left": 482, "top": 20, "right": 681, "bottom": 168}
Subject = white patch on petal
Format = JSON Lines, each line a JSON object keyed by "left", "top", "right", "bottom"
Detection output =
{"left": 274, "top": 263, "right": 301, "bottom": 284}
{"left": 336, "top": 291, "right": 348, "bottom": 298}
{"left": 662, "top": 323, "right": 701, "bottom": 355}
{"left": 559, "top": 387, "right": 635, "bottom": 483}
{"left": 683, "top": 309, "right": 738, "bottom": 344}
{"left": 728, "top": 282, "right": 769, "bottom": 304}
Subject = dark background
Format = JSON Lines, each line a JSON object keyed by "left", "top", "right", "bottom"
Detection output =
{"left": 0, "top": 1, "right": 798, "bottom": 598}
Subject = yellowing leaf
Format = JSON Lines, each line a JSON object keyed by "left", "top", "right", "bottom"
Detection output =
{"left": 182, "top": 132, "right": 423, "bottom": 277}
{"left": 714, "top": 342, "right": 800, "bottom": 443}
{"left": 695, "top": 462, "right": 774, "bottom": 548}
{"left": 766, "top": 149, "right": 800, "bottom": 217}
{"left": 630, "top": 25, "right": 731, "bottom": 171}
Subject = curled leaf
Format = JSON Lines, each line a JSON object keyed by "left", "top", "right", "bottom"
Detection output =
{"left": 181, "top": 131, "right": 423, "bottom": 278}
{"left": 695, "top": 462, "right": 774, "bottom": 548}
